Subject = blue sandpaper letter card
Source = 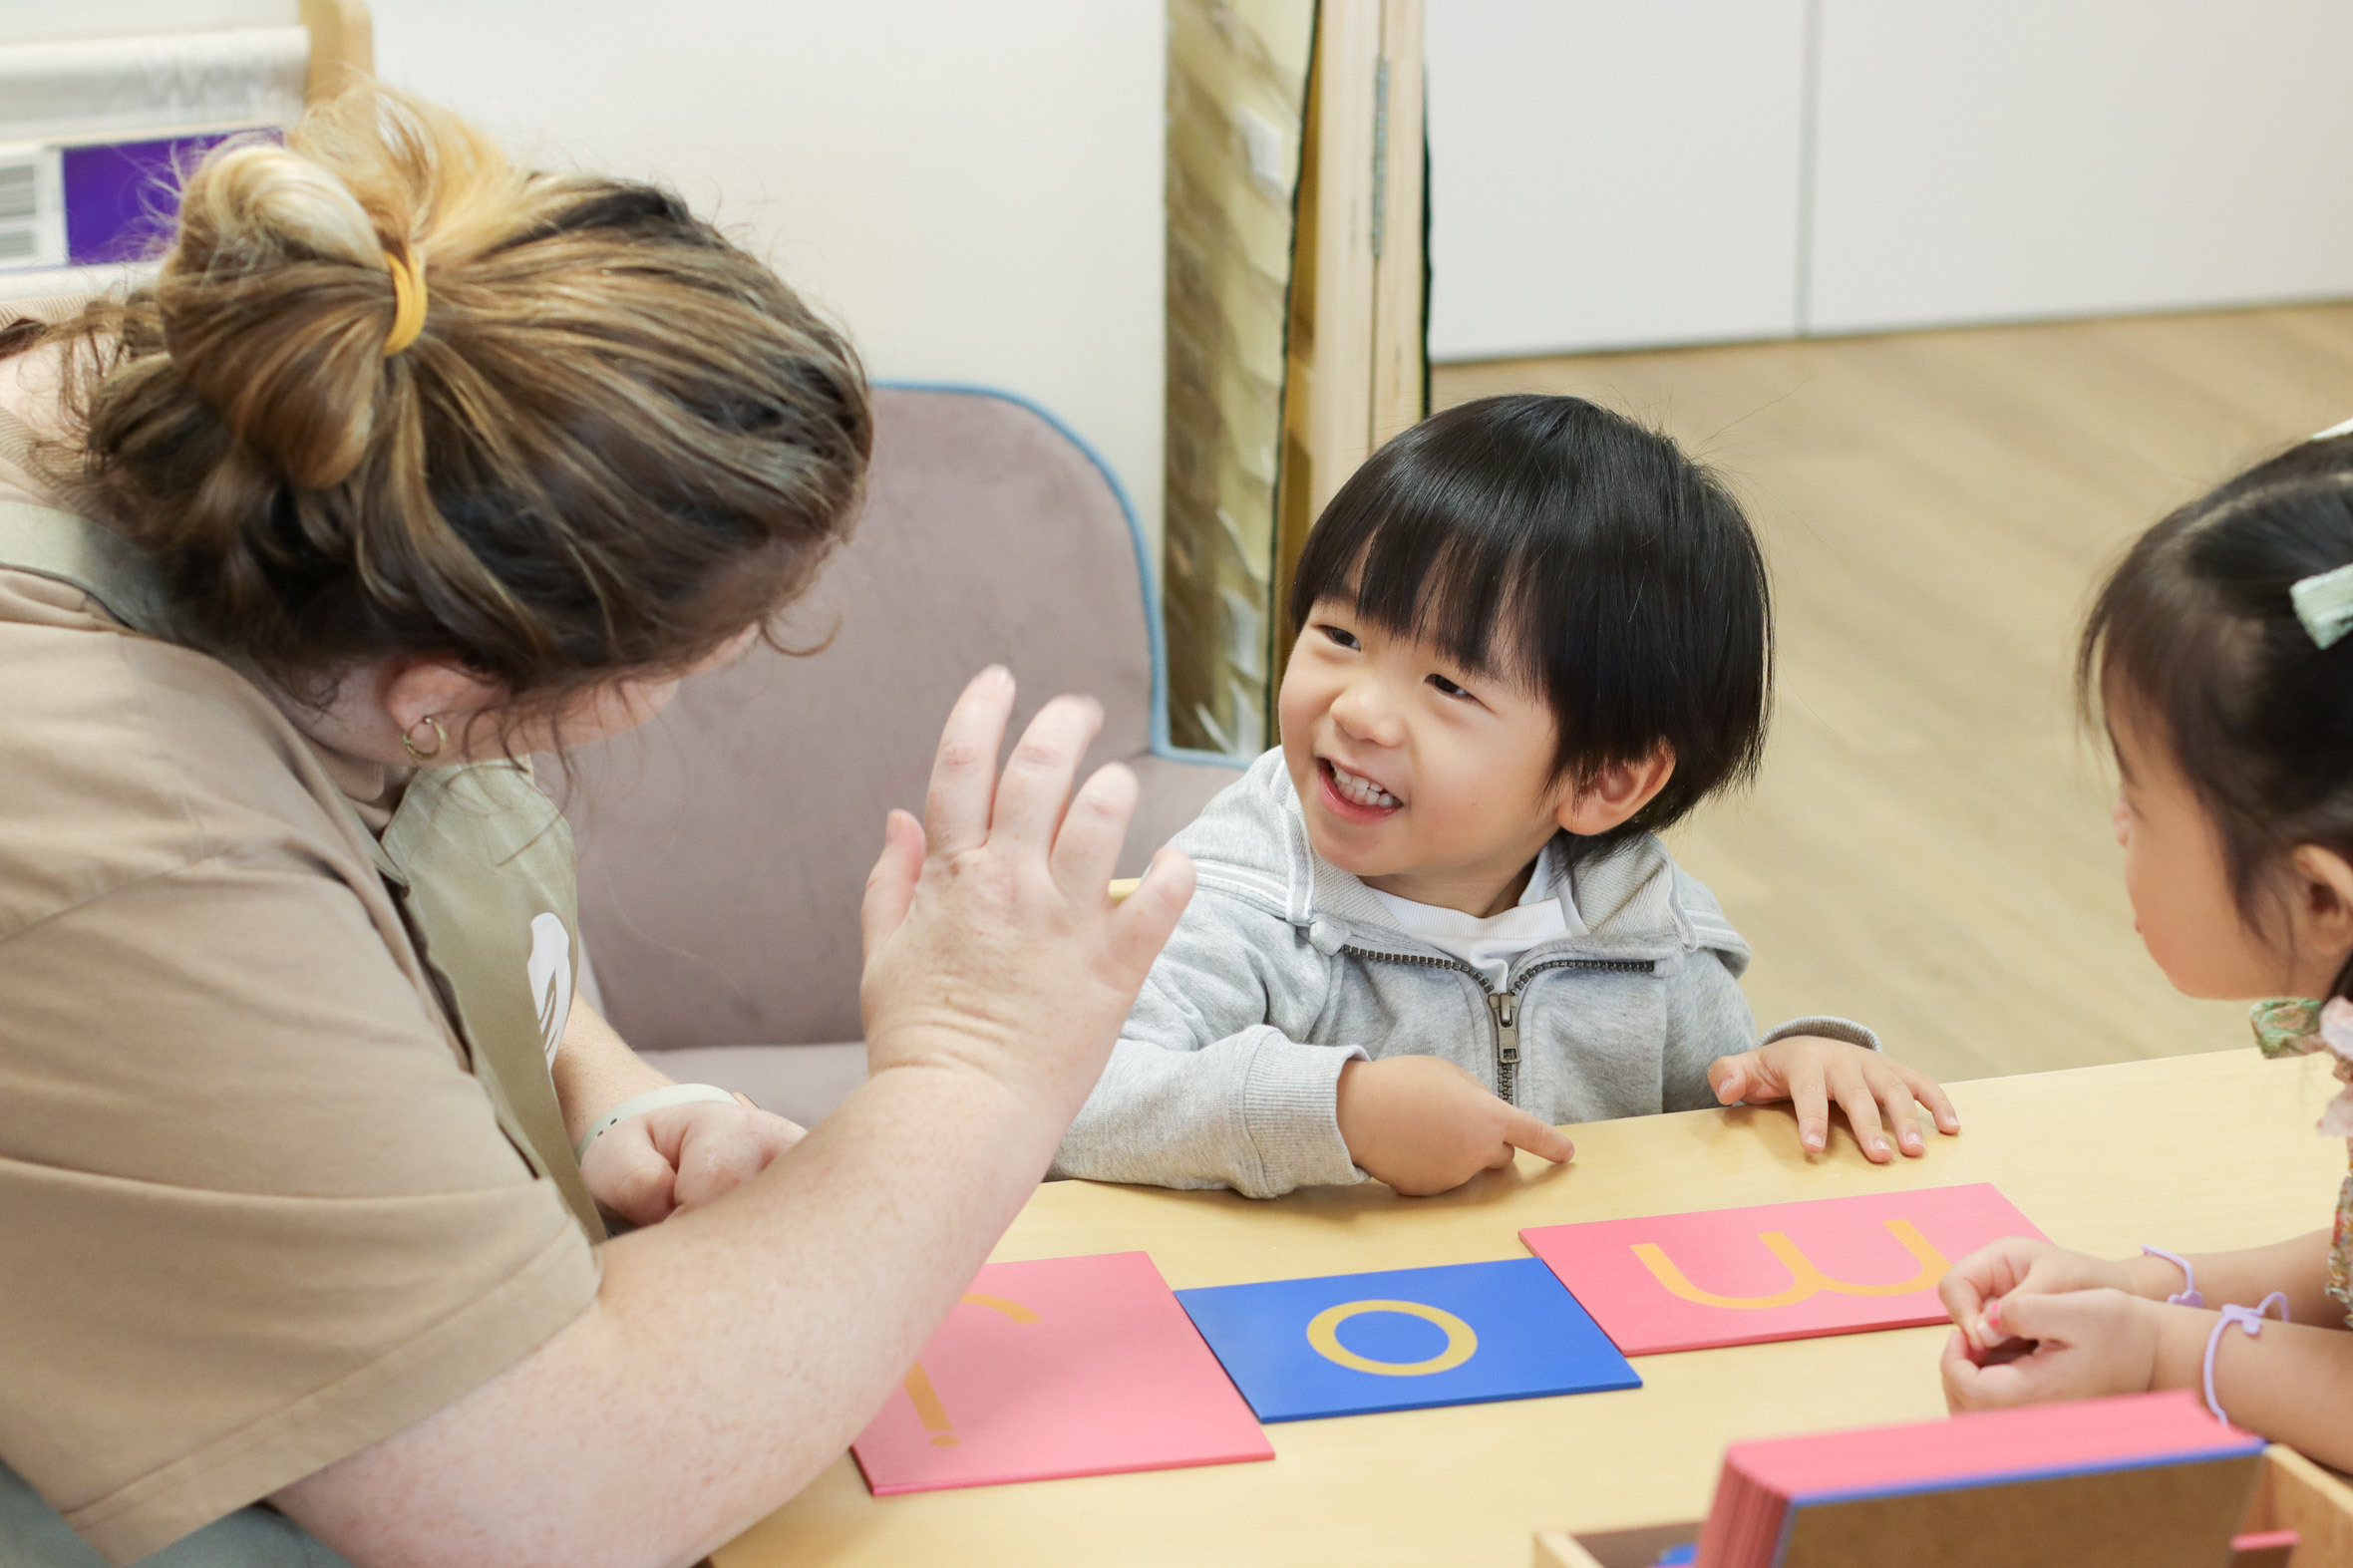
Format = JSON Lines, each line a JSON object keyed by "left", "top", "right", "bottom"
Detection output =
{"left": 1174, "top": 1257, "right": 1640, "bottom": 1422}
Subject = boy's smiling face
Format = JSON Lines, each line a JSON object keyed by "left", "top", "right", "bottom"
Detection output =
{"left": 1279, "top": 597, "right": 1659, "bottom": 917}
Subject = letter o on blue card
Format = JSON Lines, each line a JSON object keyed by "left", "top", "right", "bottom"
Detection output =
{"left": 1306, "top": 1301, "right": 1478, "bottom": 1376}
{"left": 1175, "top": 1258, "right": 1641, "bottom": 1422}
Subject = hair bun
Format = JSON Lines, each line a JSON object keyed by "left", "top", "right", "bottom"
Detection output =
{"left": 155, "top": 140, "right": 402, "bottom": 489}
{"left": 56, "top": 86, "right": 871, "bottom": 712}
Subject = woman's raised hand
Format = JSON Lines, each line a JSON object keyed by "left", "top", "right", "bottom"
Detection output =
{"left": 857, "top": 666, "right": 1195, "bottom": 1130}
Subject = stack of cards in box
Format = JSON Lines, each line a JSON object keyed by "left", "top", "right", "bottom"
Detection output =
{"left": 1695, "top": 1391, "right": 2265, "bottom": 1568}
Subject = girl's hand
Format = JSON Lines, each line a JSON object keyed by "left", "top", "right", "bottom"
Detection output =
{"left": 1335, "top": 1055, "right": 1575, "bottom": 1195}
{"left": 1708, "top": 1037, "right": 1958, "bottom": 1160}
{"left": 1939, "top": 1289, "right": 2164, "bottom": 1411}
{"left": 580, "top": 1100, "right": 807, "bottom": 1227}
{"left": 1937, "top": 1237, "right": 2138, "bottom": 1354}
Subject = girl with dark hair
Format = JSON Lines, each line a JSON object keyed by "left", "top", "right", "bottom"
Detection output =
{"left": 1051, "top": 395, "right": 1955, "bottom": 1199}
{"left": 1939, "top": 419, "right": 2353, "bottom": 1465}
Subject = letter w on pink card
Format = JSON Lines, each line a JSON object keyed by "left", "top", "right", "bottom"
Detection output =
{"left": 851, "top": 1251, "right": 1273, "bottom": 1495}
{"left": 1519, "top": 1183, "right": 2046, "bottom": 1356}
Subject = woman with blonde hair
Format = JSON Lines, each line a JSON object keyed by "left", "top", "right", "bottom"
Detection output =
{"left": 0, "top": 89, "right": 1191, "bottom": 1567}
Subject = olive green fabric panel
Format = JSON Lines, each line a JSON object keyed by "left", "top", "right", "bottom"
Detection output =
{"left": 377, "top": 762, "right": 601, "bottom": 1238}
{"left": 0, "top": 500, "right": 174, "bottom": 637}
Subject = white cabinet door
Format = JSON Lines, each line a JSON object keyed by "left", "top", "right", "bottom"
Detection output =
{"left": 1426, "top": 0, "right": 1810, "bottom": 360}
{"left": 1808, "top": 0, "right": 2353, "bottom": 336}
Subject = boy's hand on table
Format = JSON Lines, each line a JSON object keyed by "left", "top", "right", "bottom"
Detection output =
{"left": 1336, "top": 1055, "right": 1575, "bottom": 1196}
{"left": 1938, "top": 1288, "right": 2164, "bottom": 1412}
{"left": 581, "top": 1099, "right": 808, "bottom": 1227}
{"left": 1708, "top": 1037, "right": 1958, "bottom": 1162}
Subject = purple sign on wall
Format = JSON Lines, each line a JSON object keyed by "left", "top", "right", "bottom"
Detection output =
{"left": 62, "top": 130, "right": 272, "bottom": 265}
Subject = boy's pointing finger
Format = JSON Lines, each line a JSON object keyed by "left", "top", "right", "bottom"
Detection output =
{"left": 1504, "top": 1111, "right": 1576, "bottom": 1166}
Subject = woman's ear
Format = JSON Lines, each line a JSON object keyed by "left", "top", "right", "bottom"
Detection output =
{"left": 2289, "top": 843, "right": 2353, "bottom": 990}
{"left": 380, "top": 659, "right": 506, "bottom": 752}
{"left": 1556, "top": 745, "right": 1677, "bottom": 836}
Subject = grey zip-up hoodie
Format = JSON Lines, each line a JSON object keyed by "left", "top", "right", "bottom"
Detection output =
{"left": 1052, "top": 750, "right": 1876, "bottom": 1198}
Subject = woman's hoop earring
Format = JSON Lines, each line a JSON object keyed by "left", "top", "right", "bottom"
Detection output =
{"left": 402, "top": 715, "right": 448, "bottom": 763}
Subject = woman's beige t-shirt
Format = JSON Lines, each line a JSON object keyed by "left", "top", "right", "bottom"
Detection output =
{"left": 0, "top": 327, "right": 600, "bottom": 1565}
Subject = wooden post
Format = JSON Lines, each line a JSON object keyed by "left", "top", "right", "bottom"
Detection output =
{"left": 1158, "top": 0, "right": 1419, "bottom": 751}
{"left": 1272, "top": 0, "right": 1426, "bottom": 676}
{"left": 298, "top": 0, "right": 375, "bottom": 101}
{"left": 1371, "top": 0, "right": 1427, "bottom": 452}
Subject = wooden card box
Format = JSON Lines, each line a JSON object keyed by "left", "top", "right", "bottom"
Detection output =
{"left": 1532, "top": 1445, "right": 2353, "bottom": 1568}
{"left": 2243, "top": 1447, "right": 2353, "bottom": 1567}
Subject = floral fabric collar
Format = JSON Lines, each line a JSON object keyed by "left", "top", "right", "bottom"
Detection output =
{"left": 2252, "top": 997, "right": 2353, "bottom": 1325}
{"left": 2250, "top": 996, "right": 2353, "bottom": 1136}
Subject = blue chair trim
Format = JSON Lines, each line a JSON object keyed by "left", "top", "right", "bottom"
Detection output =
{"left": 873, "top": 380, "right": 1245, "bottom": 770}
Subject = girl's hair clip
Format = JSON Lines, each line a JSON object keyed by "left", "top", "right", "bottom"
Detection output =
{"left": 2281, "top": 416, "right": 2353, "bottom": 646}
{"left": 2292, "top": 561, "right": 2353, "bottom": 650}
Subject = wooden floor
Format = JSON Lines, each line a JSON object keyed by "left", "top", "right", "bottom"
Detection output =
{"left": 1433, "top": 304, "right": 2353, "bottom": 1084}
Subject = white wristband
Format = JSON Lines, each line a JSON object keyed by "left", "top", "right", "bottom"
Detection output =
{"left": 574, "top": 1083, "right": 742, "bottom": 1160}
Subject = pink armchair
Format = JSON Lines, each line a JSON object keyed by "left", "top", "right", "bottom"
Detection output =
{"left": 558, "top": 386, "right": 1244, "bottom": 1125}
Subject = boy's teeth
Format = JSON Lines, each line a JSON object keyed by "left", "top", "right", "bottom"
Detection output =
{"left": 1331, "top": 763, "right": 1400, "bottom": 808}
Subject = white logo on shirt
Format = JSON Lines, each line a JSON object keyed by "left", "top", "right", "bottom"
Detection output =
{"left": 528, "top": 912, "right": 573, "bottom": 1064}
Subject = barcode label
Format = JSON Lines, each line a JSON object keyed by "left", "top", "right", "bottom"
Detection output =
{"left": 0, "top": 145, "right": 65, "bottom": 270}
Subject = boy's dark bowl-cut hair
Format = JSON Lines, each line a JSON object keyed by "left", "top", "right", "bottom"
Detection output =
{"left": 1288, "top": 393, "right": 1772, "bottom": 858}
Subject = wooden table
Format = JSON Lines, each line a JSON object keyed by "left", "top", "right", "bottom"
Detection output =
{"left": 720, "top": 1049, "right": 2350, "bottom": 1568}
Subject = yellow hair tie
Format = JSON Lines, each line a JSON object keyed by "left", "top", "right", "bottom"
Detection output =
{"left": 381, "top": 247, "right": 428, "bottom": 356}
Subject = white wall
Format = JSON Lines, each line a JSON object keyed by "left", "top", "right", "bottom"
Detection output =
{"left": 1426, "top": 0, "right": 1808, "bottom": 362}
{"left": 0, "top": 1, "right": 294, "bottom": 45}
{"left": 371, "top": 1, "right": 1167, "bottom": 551}
{"left": 1807, "top": 0, "right": 2353, "bottom": 335}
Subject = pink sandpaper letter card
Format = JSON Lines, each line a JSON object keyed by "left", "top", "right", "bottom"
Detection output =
{"left": 850, "top": 1250, "right": 1273, "bottom": 1495}
{"left": 1519, "top": 1183, "right": 2047, "bottom": 1356}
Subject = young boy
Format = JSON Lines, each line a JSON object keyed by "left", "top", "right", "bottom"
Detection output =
{"left": 1054, "top": 395, "right": 1956, "bottom": 1198}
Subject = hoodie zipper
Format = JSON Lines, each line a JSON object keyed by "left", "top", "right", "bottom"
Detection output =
{"left": 1336, "top": 947, "right": 1655, "bottom": 1105}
